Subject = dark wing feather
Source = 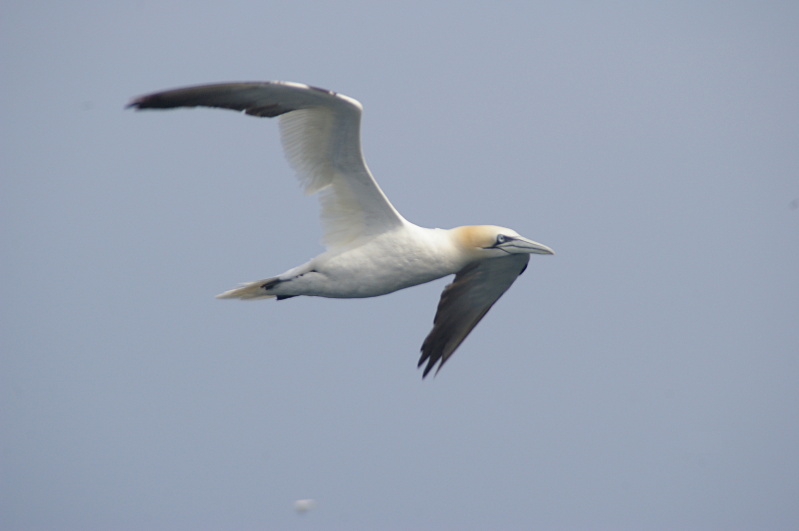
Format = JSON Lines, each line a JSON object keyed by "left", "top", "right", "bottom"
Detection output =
{"left": 418, "top": 254, "right": 530, "bottom": 377}
{"left": 128, "top": 81, "right": 406, "bottom": 249}
{"left": 127, "top": 82, "right": 337, "bottom": 117}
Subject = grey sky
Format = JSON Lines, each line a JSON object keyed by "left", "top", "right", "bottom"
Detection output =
{"left": 2, "top": 1, "right": 798, "bottom": 529}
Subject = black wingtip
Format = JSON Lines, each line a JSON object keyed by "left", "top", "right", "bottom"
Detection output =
{"left": 125, "top": 93, "right": 172, "bottom": 110}
{"left": 417, "top": 353, "right": 440, "bottom": 379}
{"left": 126, "top": 93, "right": 162, "bottom": 110}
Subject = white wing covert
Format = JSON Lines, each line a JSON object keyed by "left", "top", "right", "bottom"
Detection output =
{"left": 129, "top": 82, "right": 406, "bottom": 249}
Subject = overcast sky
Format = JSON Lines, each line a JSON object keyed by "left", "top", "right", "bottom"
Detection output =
{"left": 2, "top": 1, "right": 798, "bottom": 530}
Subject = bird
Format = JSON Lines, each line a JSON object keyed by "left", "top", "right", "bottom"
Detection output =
{"left": 128, "top": 81, "right": 554, "bottom": 377}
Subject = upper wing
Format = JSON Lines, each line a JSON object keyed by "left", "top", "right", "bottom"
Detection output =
{"left": 418, "top": 254, "right": 530, "bottom": 377}
{"left": 129, "top": 81, "right": 406, "bottom": 249}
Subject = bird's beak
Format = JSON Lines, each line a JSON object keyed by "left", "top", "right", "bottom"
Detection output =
{"left": 512, "top": 237, "right": 555, "bottom": 255}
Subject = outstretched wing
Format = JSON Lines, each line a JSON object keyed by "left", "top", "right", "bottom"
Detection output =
{"left": 418, "top": 254, "right": 530, "bottom": 377}
{"left": 129, "top": 82, "right": 406, "bottom": 249}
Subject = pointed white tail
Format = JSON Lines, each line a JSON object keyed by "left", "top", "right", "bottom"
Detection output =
{"left": 215, "top": 278, "right": 278, "bottom": 300}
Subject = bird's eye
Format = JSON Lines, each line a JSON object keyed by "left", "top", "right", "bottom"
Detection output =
{"left": 496, "top": 235, "right": 506, "bottom": 244}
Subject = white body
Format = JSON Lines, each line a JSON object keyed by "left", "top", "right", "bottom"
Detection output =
{"left": 270, "top": 224, "right": 464, "bottom": 298}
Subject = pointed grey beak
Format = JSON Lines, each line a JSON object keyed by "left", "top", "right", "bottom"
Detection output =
{"left": 513, "top": 237, "right": 555, "bottom": 255}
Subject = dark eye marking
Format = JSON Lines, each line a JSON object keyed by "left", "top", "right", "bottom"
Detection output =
{"left": 496, "top": 234, "right": 517, "bottom": 246}
{"left": 483, "top": 234, "right": 515, "bottom": 250}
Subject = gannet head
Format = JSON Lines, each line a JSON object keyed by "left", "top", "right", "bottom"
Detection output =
{"left": 452, "top": 225, "right": 555, "bottom": 258}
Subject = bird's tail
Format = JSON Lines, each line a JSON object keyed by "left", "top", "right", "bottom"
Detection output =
{"left": 216, "top": 278, "right": 281, "bottom": 300}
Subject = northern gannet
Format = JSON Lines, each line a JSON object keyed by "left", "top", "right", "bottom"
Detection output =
{"left": 129, "top": 82, "right": 554, "bottom": 377}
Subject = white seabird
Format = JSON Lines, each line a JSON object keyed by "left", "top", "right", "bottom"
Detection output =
{"left": 129, "top": 81, "right": 554, "bottom": 377}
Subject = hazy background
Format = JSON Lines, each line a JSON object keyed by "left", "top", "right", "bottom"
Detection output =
{"left": 2, "top": 1, "right": 798, "bottom": 529}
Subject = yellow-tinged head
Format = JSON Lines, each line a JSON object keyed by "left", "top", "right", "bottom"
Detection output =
{"left": 451, "top": 225, "right": 554, "bottom": 258}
